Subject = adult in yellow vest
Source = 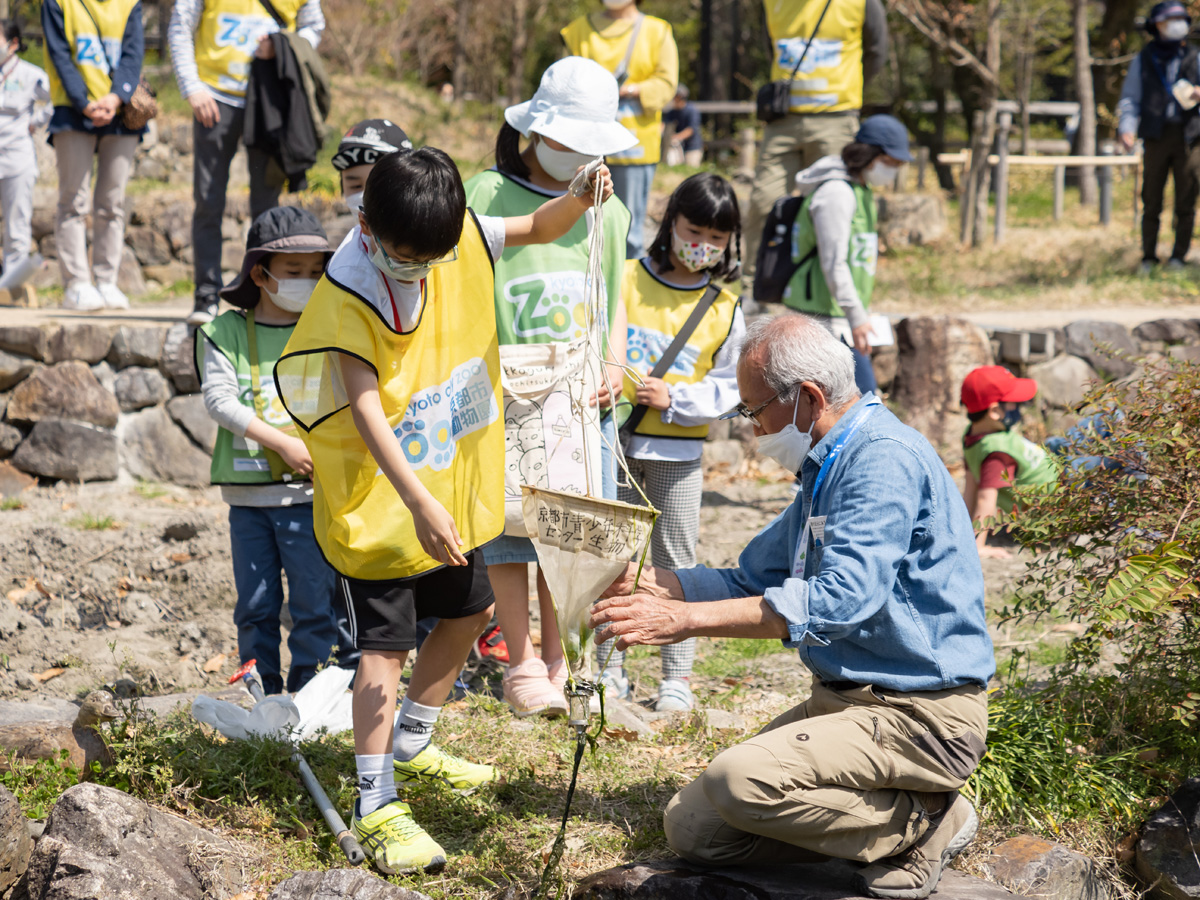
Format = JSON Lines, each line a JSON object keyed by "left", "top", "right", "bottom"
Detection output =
{"left": 563, "top": 0, "right": 678, "bottom": 259}
{"left": 167, "top": 0, "right": 325, "bottom": 325}
{"left": 42, "top": 0, "right": 146, "bottom": 311}
{"left": 744, "top": 0, "right": 888, "bottom": 287}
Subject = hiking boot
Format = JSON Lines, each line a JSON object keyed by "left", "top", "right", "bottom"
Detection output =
{"left": 858, "top": 793, "right": 979, "bottom": 900}
{"left": 503, "top": 658, "right": 568, "bottom": 718}
{"left": 352, "top": 798, "right": 446, "bottom": 875}
{"left": 394, "top": 743, "right": 497, "bottom": 794}
{"left": 655, "top": 677, "right": 694, "bottom": 712}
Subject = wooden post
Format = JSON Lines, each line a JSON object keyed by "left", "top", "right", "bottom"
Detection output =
{"left": 994, "top": 112, "right": 1012, "bottom": 244}
{"left": 1133, "top": 156, "right": 1141, "bottom": 235}
{"left": 960, "top": 110, "right": 986, "bottom": 245}
{"left": 1053, "top": 165, "right": 1065, "bottom": 220}
{"left": 916, "top": 146, "right": 929, "bottom": 190}
{"left": 738, "top": 128, "right": 756, "bottom": 180}
{"left": 1098, "top": 141, "right": 1113, "bottom": 225}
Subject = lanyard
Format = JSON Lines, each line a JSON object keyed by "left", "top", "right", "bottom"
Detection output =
{"left": 245, "top": 309, "right": 298, "bottom": 482}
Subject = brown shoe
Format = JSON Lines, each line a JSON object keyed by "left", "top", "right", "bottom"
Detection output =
{"left": 858, "top": 793, "right": 979, "bottom": 899}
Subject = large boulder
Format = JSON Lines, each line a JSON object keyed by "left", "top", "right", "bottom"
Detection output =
{"left": 120, "top": 406, "right": 211, "bottom": 487}
{"left": 46, "top": 324, "right": 113, "bottom": 364}
{"left": 11, "top": 419, "right": 118, "bottom": 482}
{"left": 876, "top": 193, "right": 948, "bottom": 248}
{"left": 0, "top": 326, "right": 48, "bottom": 361}
{"left": 0, "top": 783, "right": 32, "bottom": 897}
{"left": 158, "top": 201, "right": 192, "bottom": 254}
{"left": 1064, "top": 320, "right": 1138, "bottom": 379}
{"left": 1027, "top": 355, "right": 1099, "bottom": 410}
{"left": 125, "top": 225, "right": 173, "bottom": 267}
{"left": 0, "top": 462, "right": 35, "bottom": 498}
{"left": 891, "top": 316, "right": 992, "bottom": 459}
{"left": 116, "top": 245, "right": 148, "bottom": 297}
{"left": 267, "top": 869, "right": 432, "bottom": 900}
{"left": 114, "top": 366, "right": 171, "bottom": 412}
{"left": 108, "top": 325, "right": 166, "bottom": 369}
{"left": 167, "top": 394, "right": 219, "bottom": 453}
{"left": 1137, "top": 777, "right": 1200, "bottom": 900}
{"left": 161, "top": 322, "right": 201, "bottom": 394}
{"left": 982, "top": 834, "right": 1108, "bottom": 900}
{"left": 1132, "top": 319, "right": 1200, "bottom": 345}
{"left": 0, "top": 422, "right": 22, "bottom": 458}
{"left": 0, "top": 350, "right": 35, "bottom": 391}
{"left": 24, "top": 783, "right": 252, "bottom": 900}
{"left": 6, "top": 362, "right": 119, "bottom": 428}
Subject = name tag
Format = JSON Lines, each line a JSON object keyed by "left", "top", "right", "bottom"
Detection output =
{"left": 810, "top": 516, "right": 827, "bottom": 544}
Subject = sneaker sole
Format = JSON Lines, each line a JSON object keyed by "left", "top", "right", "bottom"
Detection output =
{"left": 394, "top": 769, "right": 498, "bottom": 796}
{"left": 859, "top": 804, "right": 979, "bottom": 900}
{"left": 373, "top": 853, "right": 447, "bottom": 876}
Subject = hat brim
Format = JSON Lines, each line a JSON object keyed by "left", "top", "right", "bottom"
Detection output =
{"left": 888, "top": 145, "right": 914, "bottom": 163}
{"left": 998, "top": 377, "right": 1039, "bottom": 405}
{"left": 504, "top": 101, "right": 638, "bottom": 157}
{"left": 219, "top": 244, "right": 333, "bottom": 310}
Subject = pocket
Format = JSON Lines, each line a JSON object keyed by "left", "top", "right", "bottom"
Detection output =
{"left": 907, "top": 693, "right": 988, "bottom": 782}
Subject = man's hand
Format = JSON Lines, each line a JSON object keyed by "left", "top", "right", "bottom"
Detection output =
{"left": 411, "top": 493, "right": 469, "bottom": 566}
{"left": 1118, "top": 132, "right": 1136, "bottom": 152}
{"left": 255, "top": 34, "right": 276, "bottom": 59}
{"left": 635, "top": 376, "right": 671, "bottom": 411}
{"left": 277, "top": 435, "right": 313, "bottom": 476}
{"left": 589, "top": 592, "right": 692, "bottom": 650}
{"left": 188, "top": 89, "right": 220, "bottom": 128}
{"left": 851, "top": 322, "right": 874, "bottom": 355}
{"left": 602, "top": 563, "right": 684, "bottom": 601}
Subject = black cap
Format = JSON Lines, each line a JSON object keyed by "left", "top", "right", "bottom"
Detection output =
{"left": 1147, "top": 0, "right": 1190, "bottom": 31}
{"left": 219, "top": 207, "right": 332, "bottom": 310}
{"left": 332, "top": 119, "right": 413, "bottom": 171}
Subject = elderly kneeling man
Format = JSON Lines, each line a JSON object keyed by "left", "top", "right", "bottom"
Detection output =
{"left": 591, "top": 314, "right": 995, "bottom": 900}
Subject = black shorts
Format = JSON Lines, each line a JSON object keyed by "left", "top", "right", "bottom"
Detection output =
{"left": 337, "top": 549, "right": 496, "bottom": 652}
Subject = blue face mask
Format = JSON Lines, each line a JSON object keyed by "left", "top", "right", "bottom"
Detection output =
{"left": 1003, "top": 407, "right": 1023, "bottom": 429}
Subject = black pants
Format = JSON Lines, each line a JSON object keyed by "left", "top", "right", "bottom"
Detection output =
{"left": 192, "top": 100, "right": 283, "bottom": 304}
{"left": 1141, "top": 123, "right": 1200, "bottom": 263}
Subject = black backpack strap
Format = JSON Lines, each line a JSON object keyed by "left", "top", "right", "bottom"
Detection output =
{"left": 257, "top": 0, "right": 288, "bottom": 30}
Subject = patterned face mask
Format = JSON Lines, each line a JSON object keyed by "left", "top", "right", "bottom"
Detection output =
{"left": 671, "top": 227, "right": 724, "bottom": 272}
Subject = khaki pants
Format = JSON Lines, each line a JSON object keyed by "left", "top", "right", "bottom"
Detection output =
{"left": 744, "top": 113, "right": 860, "bottom": 279}
{"left": 664, "top": 680, "right": 988, "bottom": 866}
{"left": 54, "top": 130, "right": 139, "bottom": 286}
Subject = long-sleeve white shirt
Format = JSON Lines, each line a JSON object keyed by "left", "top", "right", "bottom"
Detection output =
{"left": 795, "top": 155, "right": 869, "bottom": 332}
{"left": 0, "top": 57, "right": 51, "bottom": 180}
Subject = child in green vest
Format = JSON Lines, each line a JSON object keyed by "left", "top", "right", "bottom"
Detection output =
{"left": 194, "top": 206, "right": 342, "bottom": 695}
{"left": 961, "top": 366, "right": 1060, "bottom": 559}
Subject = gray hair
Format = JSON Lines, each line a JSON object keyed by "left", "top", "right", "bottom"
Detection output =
{"left": 741, "top": 314, "right": 859, "bottom": 408}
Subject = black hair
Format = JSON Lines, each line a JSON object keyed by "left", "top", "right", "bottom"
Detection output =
{"left": 966, "top": 409, "right": 990, "bottom": 423}
{"left": 362, "top": 147, "right": 466, "bottom": 259}
{"left": 841, "top": 141, "right": 884, "bottom": 178}
{"left": 648, "top": 172, "right": 742, "bottom": 282}
{"left": 1, "top": 19, "right": 24, "bottom": 52}
{"left": 495, "top": 121, "right": 532, "bottom": 180}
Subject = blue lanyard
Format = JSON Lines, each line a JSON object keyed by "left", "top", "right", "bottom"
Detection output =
{"left": 809, "top": 405, "right": 877, "bottom": 514}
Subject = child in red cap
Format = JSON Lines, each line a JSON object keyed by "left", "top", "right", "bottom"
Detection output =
{"left": 961, "top": 366, "right": 1060, "bottom": 558}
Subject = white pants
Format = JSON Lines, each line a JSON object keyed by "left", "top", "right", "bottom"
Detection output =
{"left": 54, "top": 131, "right": 138, "bottom": 286}
{"left": 0, "top": 171, "right": 36, "bottom": 276}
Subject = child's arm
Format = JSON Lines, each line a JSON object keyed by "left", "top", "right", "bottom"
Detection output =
{"left": 504, "top": 165, "right": 614, "bottom": 248}
{"left": 340, "top": 354, "right": 469, "bottom": 566}
{"left": 243, "top": 418, "right": 313, "bottom": 475}
{"left": 970, "top": 482, "right": 1010, "bottom": 558}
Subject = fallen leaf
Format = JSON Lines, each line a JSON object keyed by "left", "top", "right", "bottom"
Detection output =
{"left": 169, "top": 552, "right": 193, "bottom": 564}
{"left": 202, "top": 653, "right": 227, "bottom": 673}
{"left": 106, "top": 620, "right": 121, "bottom": 629}
{"left": 602, "top": 726, "right": 640, "bottom": 742}
{"left": 34, "top": 667, "right": 65, "bottom": 682}
{"left": 6, "top": 577, "right": 37, "bottom": 604}
{"left": 117, "top": 577, "right": 133, "bottom": 591}
{"left": 61, "top": 501, "right": 74, "bottom": 511}
{"left": 1137, "top": 748, "right": 1160, "bottom": 762}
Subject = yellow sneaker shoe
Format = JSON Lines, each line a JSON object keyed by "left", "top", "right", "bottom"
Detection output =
{"left": 352, "top": 798, "right": 447, "bottom": 876}
{"left": 394, "top": 743, "right": 497, "bottom": 794}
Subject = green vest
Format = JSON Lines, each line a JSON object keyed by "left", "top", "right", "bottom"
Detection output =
{"left": 462, "top": 169, "right": 630, "bottom": 348}
{"left": 783, "top": 179, "right": 878, "bottom": 317}
{"left": 195, "top": 310, "right": 301, "bottom": 485}
{"left": 963, "top": 428, "right": 1061, "bottom": 513}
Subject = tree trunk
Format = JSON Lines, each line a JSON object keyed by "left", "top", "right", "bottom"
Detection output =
{"left": 452, "top": 0, "right": 472, "bottom": 100}
{"left": 508, "top": 0, "right": 529, "bottom": 105}
{"left": 963, "top": 0, "right": 1001, "bottom": 247}
{"left": 1075, "top": 0, "right": 1098, "bottom": 204}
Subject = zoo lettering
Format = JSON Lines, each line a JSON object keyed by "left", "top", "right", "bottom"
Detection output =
{"left": 503, "top": 271, "right": 590, "bottom": 341}
{"left": 390, "top": 357, "right": 498, "bottom": 473}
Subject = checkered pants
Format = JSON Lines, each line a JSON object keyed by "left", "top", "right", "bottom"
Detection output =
{"left": 596, "top": 455, "right": 703, "bottom": 680}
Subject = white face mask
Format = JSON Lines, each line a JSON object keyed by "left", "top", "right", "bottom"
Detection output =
{"left": 344, "top": 190, "right": 364, "bottom": 213}
{"left": 602, "top": 0, "right": 634, "bottom": 8}
{"left": 755, "top": 394, "right": 815, "bottom": 474}
{"left": 1162, "top": 18, "right": 1190, "bottom": 40}
{"left": 535, "top": 137, "right": 593, "bottom": 183}
{"left": 864, "top": 159, "right": 897, "bottom": 187}
{"left": 264, "top": 272, "right": 319, "bottom": 313}
{"left": 369, "top": 238, "right": 430, "bottom": 283}
{"left": 672, "top": 226, "right": 725, "bottom": 272}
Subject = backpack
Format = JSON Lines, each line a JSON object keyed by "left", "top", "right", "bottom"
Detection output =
{"left": 753, "top": 194, "right": 805, "bottom": 304}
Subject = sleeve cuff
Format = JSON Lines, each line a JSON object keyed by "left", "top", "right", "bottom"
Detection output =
{"left": 842, "top": 304, "right": 868, "bottom": 331}
{"left": 676, "top": 566, "right": 735, "bottom": 603}
{"left": 763, "top": 581, "right": 830, "bottom": 648}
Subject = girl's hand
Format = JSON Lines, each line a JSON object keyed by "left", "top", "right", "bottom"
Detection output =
{"left": 572, "top": 163, "right": 614, "bottom": 207}
{"left": 635, "top": 376, "right": 671, "bottom": 411}
{"left": 589, "top": 369, "right": 625, "bottom": 408}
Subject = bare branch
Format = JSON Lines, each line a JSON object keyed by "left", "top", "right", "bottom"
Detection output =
{"left": 887, "top": 0, "right": 1000, "bottom": 86}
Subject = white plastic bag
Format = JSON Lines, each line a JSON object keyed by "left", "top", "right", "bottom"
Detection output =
{"left": 192, "top": 693, "right": 300, "bottom": 741}
{"left": 291, "top": 665, "right": 356, "bottom": 741}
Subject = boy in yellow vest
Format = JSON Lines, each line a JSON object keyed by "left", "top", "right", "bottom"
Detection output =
{"left": 276, "top": 147, "right": 614, "bottom": 875}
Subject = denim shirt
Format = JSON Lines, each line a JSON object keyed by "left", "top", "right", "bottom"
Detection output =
{"left": 677, "top": 394, "right": 996, "bottom": 692}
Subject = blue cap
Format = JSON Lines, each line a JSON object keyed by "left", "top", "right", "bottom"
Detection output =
{"left": 855, "top": 115, "right": 912, "bottom": 163}
{"left": 1149, "top": 0, "right": 1189, "bottom": 22}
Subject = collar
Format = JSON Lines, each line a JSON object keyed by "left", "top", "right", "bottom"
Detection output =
{"left": 805, "top": 392, "right": 880, "bottom": 469}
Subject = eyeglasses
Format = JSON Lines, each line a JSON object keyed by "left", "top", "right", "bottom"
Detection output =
{"left": 375, "top": 244, "right": 459, "bottom": 277}
{"left": 720, "top": 391, "right": 782, "bottom": 425}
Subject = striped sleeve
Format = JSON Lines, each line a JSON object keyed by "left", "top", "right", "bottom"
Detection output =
{"left": 295, "top": 0, "right": 325, "bottom": 49}
{"left": 167, "top": 0, "right": 206, "bottom": 100}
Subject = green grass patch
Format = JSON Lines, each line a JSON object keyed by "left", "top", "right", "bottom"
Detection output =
{"left": 71, "top": 513, "right": 119, "bottom": 531}
{"left": 0, "top": 497, "right": 25, "bottom": 511}
{"left": 689, "top": 637, "right": 788, "bottom": 680}
{"left": 133, "top": 481, "right": 168, "bottom": 500}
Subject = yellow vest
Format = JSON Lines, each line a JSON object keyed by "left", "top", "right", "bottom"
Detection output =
{"left": 764, "top": 0, "right": 865, "bottom": 114}
{"left": 194, "top": 0, "right": 302, "bottom": 98}
{"left": 561, "top": 13, "right": 677, "bottom": 166}
{"left": 275, "top": 214, "right": 504, "bottom": 580}
{"left": 47, "top": 0, "right": 140, "bottom": 107}
{"left": 621, "top": 260, "right": 739, "bottom": 440}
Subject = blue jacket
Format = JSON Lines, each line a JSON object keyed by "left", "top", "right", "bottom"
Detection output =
{"left": 677, "top": 394, "right": 995, "bottom": 692}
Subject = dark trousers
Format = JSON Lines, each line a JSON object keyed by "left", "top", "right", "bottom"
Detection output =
{"left": 1141, "top": 123, "right": 1200, "bottom": 263}
{"left": 192, "top": 100, "right": 282, "bottom": 304}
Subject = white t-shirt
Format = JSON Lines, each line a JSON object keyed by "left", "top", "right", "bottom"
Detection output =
{"left": 0, "top": 57, "right": 51, "bottom": 180}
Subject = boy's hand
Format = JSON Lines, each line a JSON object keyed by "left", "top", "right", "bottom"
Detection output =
{"left": 412, "top": 494, "right": 469, "bottom": 566}
{"left": 278, "top": 435, "right": 313, "bottom": 475}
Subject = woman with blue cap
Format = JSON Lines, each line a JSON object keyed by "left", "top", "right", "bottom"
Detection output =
{"left": 779, "top": 113, "right": 910, "bottom": 396}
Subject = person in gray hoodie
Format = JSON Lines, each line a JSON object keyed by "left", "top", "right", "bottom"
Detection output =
{"left": 779, "top": 115, "right": 910, "bottom": 395}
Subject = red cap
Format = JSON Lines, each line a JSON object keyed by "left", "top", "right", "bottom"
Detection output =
{"left": 961, "top": 366, "right": 1038, "bottom": 414}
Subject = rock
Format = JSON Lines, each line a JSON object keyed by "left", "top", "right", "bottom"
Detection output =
{"left": 1027, "top": 355, "right": 1100, "bottom": 410}
{"left": 221, "top": 240, "right": 245, "bottom": 274}
{"left": 876, "top": 193, "right": 948, "bottom": 248}
{"left": 161, "top": 323, "right": 201, "bottom": 394}
{"left": 30, "top": 207, "right": 54, "bottom": 242}
{"left": 90, "top": 360, "right": 116, "bottom": 394}
{"left": 702, "top": 440, "right": 745, "bottom": 470}
{"left": 1137, "top": 777, "right": 1200, "bottom": 900}
{"left": 120, "top": 406, "right": 210, "bottom": 487}
{"left": 24, "top": 783, "right": 253, "bottom": 900}
{"left": 125, "top": 225, "right": 173, "bottom": 267}
{"left": 114, "top": 366, "right": 170, "bottom": 411}
{"left": 698, "top": 708, "right": 748, "bottom": 734}
{"left": 0, "top": 461, "right": 36, "bottom": 498}
{"left": 982, "top": 834, "right": 1108, "bottom": 900}
{"left": 0, "top": 784, "right": 32, "bottom": 896}
{"left": 159, "top": 201, "right": 192, "bottom": 253}
{"left": 0, "top": 422, "right": 22, "bottom": 458}
{"left": 46, "top": 323, "right": 114, "bottom": 364}
{"left": 108, "top": 325, "right": 166, "bottom": 369}
{"left": 0, "top": 599, "right": 41, "bottom": 640}
{"left": 576, "top": 859, "right": 1019, "bottom": 900}
{"left": 891, "top": 316, "right": 992, "bottom": 459}
{"left": 0, "top": 350, "right": 35, "bottom": 391}
{"left": 12, "top": 673, "right": 35, "bottom": 691}
{"left": 37, "top": 232, "right": 57, "bottom": 260}
{"left": 871, "top": 344, "right": 899, "bottom": 391}
{"left": 118, "top": 592, "right": 164, "bottom": 625}
{"left": 268, "top": 869, "right": 433, "bottom": 900}
{"left": 167, "top": 394, "right": 218, "bottom": 452}
{"left": 1169, "top": 345, "right": 1200, "bottom": 364}
{"left": 0, "top": 326, "right": 48, "bottom": 361}
{"left": 7, "top": 362, "right": 119, "bottom": 427}
{"left": 141, "top": 261, "right": 191, "bottom": 286}
{"left": 11, "top": 419, "right": 118, "bottom": 482}
{"left": 1064, "top": 320, "right": 1138, "bottom": 379}
{"left": 171, "top": 123, "right": 192, "bottom": 154}
{"left": 325, "top": 213, "right": 359, "bottom": 249}
{"left": 117, "top": 245, "right": 148, "bottom": 297}
{"left": 1133, "top": 319, "right": 1200, "bottom": 345}
{"left": 163, "top": 519, "right": 203, "bottom": 542}
{"left": 602, "top": 698, "right": 656, "bottom": 739}
{"left": 135, "top": 156, "right": 169, "bottom": 181}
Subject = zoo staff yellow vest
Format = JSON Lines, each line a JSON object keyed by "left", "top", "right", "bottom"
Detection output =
{"left": 764, "top": 0, "right": 866, "bottom": 114}
{"left": 562, "top": 13, "right": 676, "bottom": 166}
{"left": 194, "top": 0, "right": 303, "bottom": 98}
{"left": 47, "top": 0, "right": 140, "bottom": 107}
{"left": 274, "top": 214, "right": 504, "bottom": 580}
{"left": 621, "top": 259, "right": 739, "bottom": 440}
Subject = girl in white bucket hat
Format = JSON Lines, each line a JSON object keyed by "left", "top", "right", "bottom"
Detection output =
{"left": 464, "top": 56, "right": 635, "bottom": 719}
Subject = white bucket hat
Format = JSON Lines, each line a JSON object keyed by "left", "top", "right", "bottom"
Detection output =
{"left": 505, "top": 57, "right": 638, "bottom": 157}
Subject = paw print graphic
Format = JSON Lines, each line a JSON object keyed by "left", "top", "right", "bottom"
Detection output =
{"left": 545, "top": 292, "right": 574, "bottom": 336}
{"left": 398, "top": 418, "right": 428, "bottom": 464}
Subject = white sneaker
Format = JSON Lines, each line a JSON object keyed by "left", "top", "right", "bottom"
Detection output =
{"left": 96, "top": 282, "right": 130, "bottom": 309}
{"left": 63, "top": 281, "right": 104, "bottom": 311}
{"left": 656, "top": 677, "right": 694, "bottom": 712}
